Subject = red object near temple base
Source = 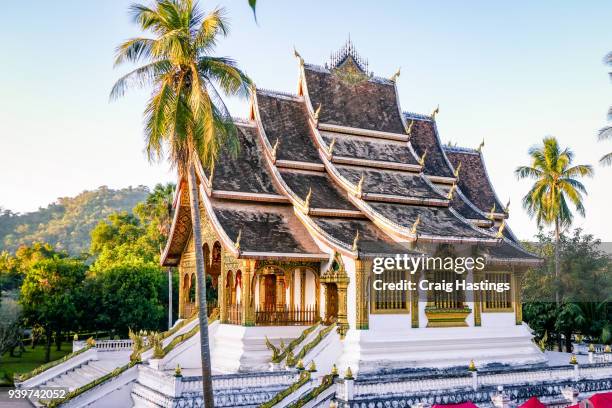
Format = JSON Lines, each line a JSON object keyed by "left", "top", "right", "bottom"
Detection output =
{"left": 519, "top": 397, "right": 546, "bottom": 408}
{"left": 588, "top": 392, "right": 612, "bottom": 407}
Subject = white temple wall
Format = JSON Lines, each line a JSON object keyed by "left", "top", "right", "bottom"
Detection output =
{"left": 368, "top": 314, "right": 411, "bottom": 330}
{"left": 481, "top": 312, "right": 515, "bottom": 327}
{"left": 305, "top": 269, "right": 316, "bottom": 307}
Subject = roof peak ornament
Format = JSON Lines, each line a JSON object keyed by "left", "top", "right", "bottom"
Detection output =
{"left": 356, "top": 174, "right": 365, "bottom": 197}
{"left": 418, "top": 148, "right": 428, "bottom": 167}
{"left": 405, "top": 119, "right": 414, "bottom": 138}
{"left": 430, "top": 105, "right": 439, "bottom": 120}
{"left": 447, "top": 183, "right": 457, "bottom": 200}
{"left": 477, "top": 139, "right": 485, "bottom": 152}
{"left": 496, "top": 219, "right": 506, "bottom": 239}
{"left": 328, "top": 137, "right": 336, "bottom": 155}
{"left": 293, "top": 46, "right": 304, "bottom": 66}
{"left": 326, "top": 37, "right": 369, "bottom": 73}
{"left": 304, "top": 187, "right": 313, "bottom": 211}
{"left": 454, "top": 162, "right": 462, "bottom": 179}
{"left": 411, "top": 215, "right": 421, "bottom": 236}
{"left": 505, "top": 199, "right": 510, "bottom": 214}
{"left": 208, "top": 166, "right": 215, "bottom": 186}
{"left": 352, "top": 230, "right": 360, "bottom": 252}
{"left": 271, "top": 138, "right": 280, "bottom": 162}
{"left": 488, "top": 203, "right": 497, "bottom": 220}
{"left": 314, "top": 103, "right": 322, "bottom": 124}
{"left": 390, "top": 67, "right": 400, "bottom": 82}
{"left": 234, "top": 229, "right": 242, "bottom": 250}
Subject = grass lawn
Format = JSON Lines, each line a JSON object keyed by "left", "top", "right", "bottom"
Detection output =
{"left": 0, "top": 342, "right": 73, "bottom": 386}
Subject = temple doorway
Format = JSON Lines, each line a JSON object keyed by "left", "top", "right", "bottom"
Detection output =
{"left": 263, "top": 274, "right": 277, "bottom": 308}
{"left": 325, "top": 283, "right": 338, "bottom": 323}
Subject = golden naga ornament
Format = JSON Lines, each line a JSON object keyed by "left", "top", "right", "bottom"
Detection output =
{"left": 389, "top": 67, "right": 400, "bottom": 82}
{"left": 328, "top": 137, "right": 336, "bottom": 155}
{"left": 477, "top": 139, "right": 485, "bottom": 152}
{"left": 496, "top": 219, "right": 506, "bottom": 239}
{"left": 234, "top": 229, "right": 242, "bottom": 250}
{"left": 271, "top": 138, "right": 280, "bottom": 162}
{"left": 411, "top": 215, "right": 420, "bottom": 235}
{"left": 352, "top": 230, "right": 360, "bottom": 252}
{"left": 447, "top": 183, "right": 457, "bottom": 200}
{"left": 405, "top": 119, "right": 414, "bottom": 137}
{"left": 454, "top": 162, "right": 462, "bottom": 179}
{"left": 430, "top": 105, "right": 439, "bottom": 120}
{"left": 418, "top": 148, "right": 428, "bottom": 167}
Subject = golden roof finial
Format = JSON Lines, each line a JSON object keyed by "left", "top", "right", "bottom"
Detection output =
{"left": 234, "top": 229, "right": 242, "bottom": 250}
{"left": 496, "top": 219, "right": 506, "bottom": 239}
{"left": 208, "top": 166, "right": 215, "bottom": 186}
{"left": 505, "top": 199, "right": 510, "bottom": 214}
{"left": 390, "top": 67, "right": 400, "bottom": 82}
{"left": 569, "top": 354, "right": 578, "bottom": 365}
{"left": 419, "top": 148, "right": 428, "bottom": 167}
{"left": 405, "top": 119, "right": 414, "bottom": 138}
{"left": 431, "top": 105, "right": 439, "bottom": 120}
{"left": 296, "top": 359, "right": 305, "bottom": 370}
{"left": 605, "top": 345, "right": 611, "bottom": 353}
{"left": 344, "top": 366, "right": 354, "bottom": 380}
{"left": 411, "top": 215, "right": 420, "bottom": 235}
{"left": 308, "top": 361, "right": 317, "bottom": 372}
{"left": 447, "top": 183, "right": 457, "bottom": 200}
{"left": 314, "top": 103, "right": 322, "bottom": 123}
{"left": 356, "top": 174, "right": 365, "bottom": 197}
{"left": 293, "top": 46, "right": 304, "bottom": 66}
{"left": 328, "top": 137, "right": 336, "bottom": 155}
{"left": 331, "top": 364, "right": 339, "bottom": 377}
{"left": 454, "top": 162, "right": 462, "bottom": 179}
{"left": 304, "top": 187, "right": 312, "bottom": 210}
{"left": 477, "top": 139, "right": 485, "bottom": 152}
{"left": 468, "top": 360, "right": 477, "bottom": 372}
{"left": 271, "top": 138, "right": 280, "bottom": 161}
{"left": 352, "top": 230, "right": 360, "bottom": 252}
{"left": 488, "top": 203, "right": 497, "bottom": 220}
{"left": 174, "top": 363, "right": 182, "bottom": 377}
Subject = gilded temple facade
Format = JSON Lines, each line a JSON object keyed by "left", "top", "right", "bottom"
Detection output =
{"left": 161, "top": 40, "right": 544, "bottom": 373}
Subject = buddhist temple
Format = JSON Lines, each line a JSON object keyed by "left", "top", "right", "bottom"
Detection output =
{"left": 160, "top": 39, "right": 545, "bottom": 374}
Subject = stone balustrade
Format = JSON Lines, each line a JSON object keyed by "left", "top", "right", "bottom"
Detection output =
{"left": 73, "top": 339, "right": 134, "bottom": 352}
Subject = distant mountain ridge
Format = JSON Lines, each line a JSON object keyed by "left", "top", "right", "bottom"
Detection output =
{"left": 0, "top": 186, "right": 150, "bottom": 255}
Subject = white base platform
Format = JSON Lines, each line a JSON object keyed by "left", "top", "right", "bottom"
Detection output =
{"left": 337, "top": 323, "right": 547, "bottom": 375}
{"left": 211, "top": 324, "right": 308, "bottom": 373}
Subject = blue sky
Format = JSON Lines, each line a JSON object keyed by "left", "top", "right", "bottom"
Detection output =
{"left": 0, "top": 1, "right": 611, "bottom": 240}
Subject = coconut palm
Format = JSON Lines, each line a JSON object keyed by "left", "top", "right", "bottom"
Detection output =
{"left": 599, "top": 52, "right": 612, "bottom": 166}
{"left": 111, "top": 1, "right": 251, "bottom": 405}
{"left": 515, "top": 137, "right": 593, "bottom": 298}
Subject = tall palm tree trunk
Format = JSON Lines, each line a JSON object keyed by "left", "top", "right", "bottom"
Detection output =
{"left": 187, "top": 163, "right": 215, "bottom": 408}
{"left": 554, "top": 217, "right": 563, "bottom": 351}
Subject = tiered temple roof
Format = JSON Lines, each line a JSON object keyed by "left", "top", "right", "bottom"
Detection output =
{"left": 162, "top": 40, "right": 539, "bottom": 266}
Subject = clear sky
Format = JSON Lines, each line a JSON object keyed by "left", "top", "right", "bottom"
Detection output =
{"left": 1, "top": 1, "right": 611, "bottom": 240}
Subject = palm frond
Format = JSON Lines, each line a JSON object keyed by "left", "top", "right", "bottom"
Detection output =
{"left": 600, "top": 152, "right": 612, "bottom": 166}
{"left": 114, "top": 38, "right": 157, "bottom": 66}
{"left": 110, "top": 60, "right": 172, "bottom": 100}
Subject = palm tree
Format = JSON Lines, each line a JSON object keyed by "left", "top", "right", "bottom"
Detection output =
{"left": 111, "top": 1, "right": 251, "bottom": 406}
{"left": 516, "top": 137, "right": 593, "bottom": 350}
{"left": 599, "top": 52, "right": 612, "bottom": 166}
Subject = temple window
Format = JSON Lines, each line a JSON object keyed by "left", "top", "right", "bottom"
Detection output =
{"left": 371, "top": 269, "right": 410, "bottom": 314}
{"left": 429, "top": 270, "right": 465, "bottom": 309}
{"left": 482, "top": 272, "right": 513, "bottom": 312}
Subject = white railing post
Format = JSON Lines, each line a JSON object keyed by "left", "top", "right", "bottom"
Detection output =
{"left": 562, "top": 387, "right": 579, "bottom": 405}
{"left": 344, "top": 378, "right": 354, "bottom": 401}
{"left": 471, "top": 371, "right": 478, "bottom": 391}
{"left": 573, "top": 364, "right": 580, "bottom": 382}
{"left": 491, "top": 386, "right": 512, "bottom": 408}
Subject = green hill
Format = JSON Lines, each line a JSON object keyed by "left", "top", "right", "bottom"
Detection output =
{"left": 0, "top": 186, "right": 150, "bottom": 255}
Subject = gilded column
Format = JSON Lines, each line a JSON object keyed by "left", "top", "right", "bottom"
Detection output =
{"left": 288, "top": 271, "right": 295, "bottom": 308}
{"left": 355, "top": 260, "right": 369, "bottom": 330}
{"left": 241, "top": 259, "right": 255, "bottom": 326}
{"left": 300, "top": 269, "right": 306, "bottom": 309}
{"left": 473, "top": 270, "right": 483, "bottom": 327}
{"left": 410, "top": 271, "right": 419, "bottom": 328}
{"left": 178, "top": 269, "right": 185, "bottom": 319}
{"left": 337, "top": 278, "right": 350, "bottom": 337}
{"left": 219, "top": 264, "right": 227, "bottom": 323}
{"left": 513, "top": 270, "right": 523, "bottom": 325}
